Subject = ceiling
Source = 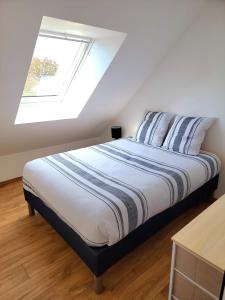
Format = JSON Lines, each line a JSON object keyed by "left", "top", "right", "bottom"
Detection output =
{"left": 0, "top": 0, "right": 208, "bottom": 155}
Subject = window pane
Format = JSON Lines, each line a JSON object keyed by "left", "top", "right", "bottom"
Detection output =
{"left": 22, "top": 35, "right": 87, "bottom": 98}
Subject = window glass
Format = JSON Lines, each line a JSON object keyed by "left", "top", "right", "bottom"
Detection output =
{"left": 22, "top": 34, "right": 90, "bottom": 101}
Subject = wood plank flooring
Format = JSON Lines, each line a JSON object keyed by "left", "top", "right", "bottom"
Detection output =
{"left": 0, "top": 180, "right": 211, "bottom": 299}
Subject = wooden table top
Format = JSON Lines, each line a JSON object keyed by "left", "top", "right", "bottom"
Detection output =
{"left": 172, "top": 195, "right": 225, "bottom": 272}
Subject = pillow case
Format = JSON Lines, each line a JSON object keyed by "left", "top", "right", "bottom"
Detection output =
{"left": 162, "top": 115, "right": 214, "bottom": 155}
{"left": 135, "top": 111, "right": 174, "bottom": 147}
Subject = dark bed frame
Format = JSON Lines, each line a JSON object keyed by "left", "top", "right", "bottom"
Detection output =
{"left": 24, "top": 175, "right": 219, "bottom": 294}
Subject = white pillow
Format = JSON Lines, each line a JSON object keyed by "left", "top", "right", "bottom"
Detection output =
{"left": 135, "top": 111, "right": 174, "bottom": 147}
{"left": 163, "top": 115, "right": 215, "bottom": 155}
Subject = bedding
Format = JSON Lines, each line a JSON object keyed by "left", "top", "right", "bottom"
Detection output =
{"left": 135, "top": 111, "right": 173, "bottom": 146}
{"left": 163, "top": 115, "right": 215, "bottom": 155}
{"left": 23, "top": 138, "right": 220, "bottom": 247}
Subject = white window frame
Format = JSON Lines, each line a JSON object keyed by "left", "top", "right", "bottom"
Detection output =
{"left": 15, "top": 16, "right": 127, "bottom": 125}
{"left": 21, "top": 30, "right": 93, "bottom": 104}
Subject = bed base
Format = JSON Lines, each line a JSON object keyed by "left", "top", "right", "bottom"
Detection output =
{"left": 24, "top": 175, "right": 219, "bottom": 294}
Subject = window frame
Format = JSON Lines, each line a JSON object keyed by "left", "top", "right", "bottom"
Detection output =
{"left": 21, "top": 30, "right": 93, "bottom": 104}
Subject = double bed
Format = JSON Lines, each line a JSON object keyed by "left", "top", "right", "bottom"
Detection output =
{"left": 23, "top": 138, "right": 220, "bottom": 293}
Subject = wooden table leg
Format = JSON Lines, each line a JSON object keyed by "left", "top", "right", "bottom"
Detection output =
{"left": 168, "top": 242, "right": 176, "bottom": 300}
{"left": 28, "top": 203, "right": 35, "bottom": 216}
{"left": 94, "top": 275, "right": 104, "bottom": 294}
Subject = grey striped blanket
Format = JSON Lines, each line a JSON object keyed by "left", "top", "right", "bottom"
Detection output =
{"left": 23, "top": 138, "right": 220, "bottom": 246}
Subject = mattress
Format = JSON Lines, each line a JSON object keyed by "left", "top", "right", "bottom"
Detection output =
{"left": 23, "top": 138, "right": 220, "bottom": 247}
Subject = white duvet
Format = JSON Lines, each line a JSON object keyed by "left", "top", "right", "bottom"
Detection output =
{"left": 23, "top": 138, "right": 220, "bottom": 246}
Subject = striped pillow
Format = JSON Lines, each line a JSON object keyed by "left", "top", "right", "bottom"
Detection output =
{"left": 135, "top": 111, "right": 174, "bottom": 147}
{"left": 163, "top": 115, "right": 214, "bottom": 155}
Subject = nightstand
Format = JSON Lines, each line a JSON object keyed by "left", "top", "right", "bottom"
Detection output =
{"left": 169, "top": 196, "right": 225, "bottom": 300}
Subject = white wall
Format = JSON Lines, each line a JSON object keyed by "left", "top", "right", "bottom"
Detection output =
{"left": 2, "top": 0, "right": 221, "bottom": 187}
{"left": 111, "top": 0, "right": 225, "bottom": 197}
{"left": 0, "top": 0, "right": 207, "bottom": 155}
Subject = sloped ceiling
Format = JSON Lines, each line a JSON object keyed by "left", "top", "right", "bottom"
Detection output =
{"left": 0, "top": 0, "right": 208, "bottom": 155}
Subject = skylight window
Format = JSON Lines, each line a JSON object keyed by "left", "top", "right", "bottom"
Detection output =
{"left": 15, "top": 16, "right": 126, "bottom": 124}
{"left": 22, "top": 31, "right": 91, "bottom": 103}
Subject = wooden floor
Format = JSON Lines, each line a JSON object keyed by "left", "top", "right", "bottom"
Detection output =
{"left": 0, "top": 180, "right": 211, "bottom": 300}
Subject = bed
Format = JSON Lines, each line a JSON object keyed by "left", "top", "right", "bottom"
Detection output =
{"left": 23, "top": 138, "right": 220, "bottom": 293}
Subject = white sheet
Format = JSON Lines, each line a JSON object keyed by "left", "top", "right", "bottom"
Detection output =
{"left": 23, "top": 138, "right": 220, "bottom": 246}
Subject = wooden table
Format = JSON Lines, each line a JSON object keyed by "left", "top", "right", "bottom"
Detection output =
{"left": 169, "top": 195, "right": 225, "bottom": 300}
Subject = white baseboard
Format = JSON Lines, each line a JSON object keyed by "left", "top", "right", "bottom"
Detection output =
{"left": 0, "top": 136, "right": 101, "bottom": 183}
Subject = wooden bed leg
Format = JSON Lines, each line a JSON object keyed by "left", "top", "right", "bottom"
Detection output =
{"left": 94, "top": 275, "right": 104, "bottom": 294}
{"left": 28, "top": 203, "right": 35, "bottom": 216}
